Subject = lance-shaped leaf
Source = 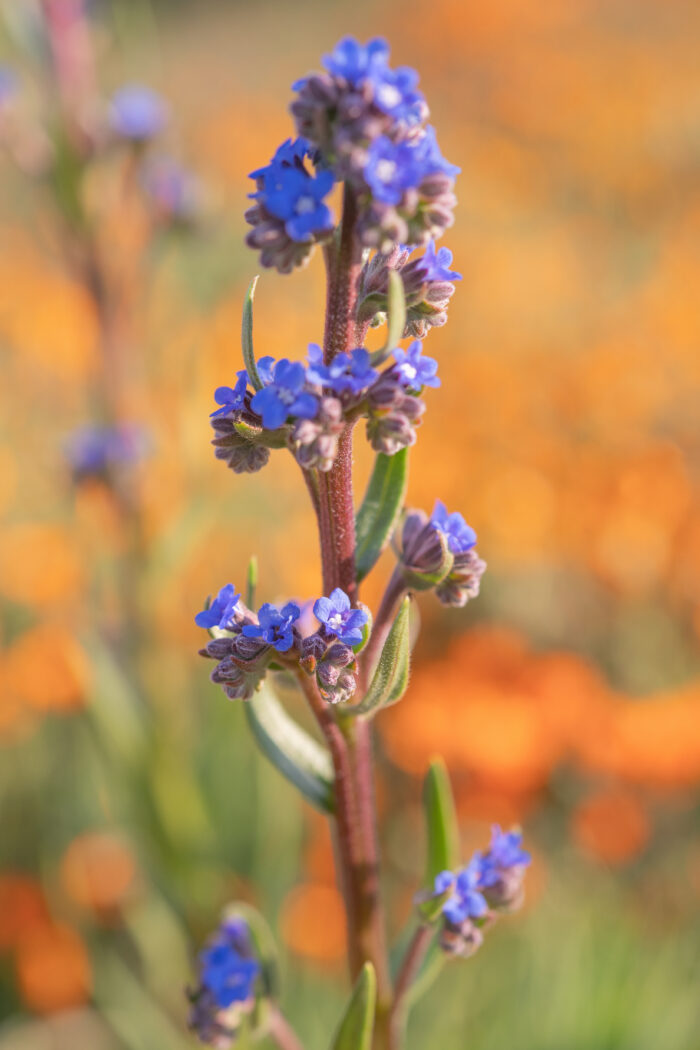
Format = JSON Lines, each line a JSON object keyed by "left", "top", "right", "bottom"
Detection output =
{"left": 224, "top": 901, "right": 280, "bottom": 1001}
{"left": 241, "top": 275, "right": 264, "bottom": 390}
{"left": 330, "top": 963, "right": 376, "bottom": 1050}
{"left": 349, "top": 597, "right": 411, "bottom": 716}
{"left": 355, "top": 449, "right": 408, "bottom": 583}
{"left": 419, "top": 757, "right": 459, "bottom": 921}
{"left": 371, "top": 268, "right": 406, "bottom": 367}
{"left": 245, "top": 685, "right": 334, "bottom": 813}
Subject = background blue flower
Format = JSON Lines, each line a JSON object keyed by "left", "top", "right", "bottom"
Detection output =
{"left": 109, "top": 84, "right": 168, "bottom": 140}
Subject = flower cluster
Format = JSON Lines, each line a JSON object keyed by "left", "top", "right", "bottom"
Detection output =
{"left": 64, "top": 424, "right": 145, "bottom": 483}
{"left": 109, "top": 84, "right": 169, "bottom": 142}
{"left": 429, "top": 827, "right": 531, "bottom": 958}
{"left": 188, "top": 916, "right": 260, "bottom": 1048}
{"left": 291, "top": 37, "right": 458, "bottom": 252}
{"left": 358, "top": 240, "right": 462, "bottom": 338}
{"left": 245, "top": 138, "right": 335, "bottom": 273}
{"left": 398, "top": 500, "right": 486, "bottom": 605}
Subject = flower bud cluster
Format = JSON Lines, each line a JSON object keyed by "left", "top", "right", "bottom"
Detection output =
{"left": 426, "top": 827, "right": 531, "bottom": 959}
{"left": 299, "top": 588, "right": 369, "bottom": 703}
{"left": 290, "top": 38, "right": 458, "bottom": 250}
{"left": 358, "top": 240, "right": 462, "bottom": 338}
{"left": 398, "top": 501, "right": 486, "bottom": 605}
{"left": 188, "top": 916, "right": 260, "bottom": 1048}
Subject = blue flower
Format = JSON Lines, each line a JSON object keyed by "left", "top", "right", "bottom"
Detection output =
{"left": 393, "top": 341, "right": 440, "bottom": 390}
{"left": 435, "top": 860, "right": 488, "bottom": 925}
{"left": 373, "top": 66, "right": 425, "bottom": 125}
{"left": 65, "top": 424, "right": 143, "bottom": 477}
{"left": 255, "top": 356, "right": 275, "bottom": 385}
{"left": 250, "top": 359, "right": 318, "bottom": 430}
{"left": 210, "top": 371, "right": 248, "bottom": 418}
{"left": 195, "top": 584, "right": 241, "bottom": 630}
{"left": 0, "top": 67, "right": 17, "bottom": 105}
{"left": 364, "top": 136, "right": 424, "bottom": 205}
{"left": 479, "top": 826, "right": 531, "bottom": 887}
{"left": 253, "top": 163, "right": 335, "bottom": 243}
{"left": 419, "top": 239, "right": 462, "bottom": 282}
{"left": 307, "top": 345, "right": 377, "bottom": 396}
{"left": 199, "top": 922, "right": 260, "bottom": 1010}
{"left": 249, "top": 137, "right": 312, "bottom": 179}
{"left": 430, "top": 500, "right": 476, "bottom": 554}
{"left": 109, "top": 85, "right": 168, "bottom": 140}
{"left": 320, "top": 36, "right": 390, "bottom": 86}
{"left": 364, "top": 126, "right": 459, "bottom": 205}
{"left": 242, "top": 601, "right": 301, "bottom": 652}
{"left": 313, "top": 588, "right": 368, "bottom": 646}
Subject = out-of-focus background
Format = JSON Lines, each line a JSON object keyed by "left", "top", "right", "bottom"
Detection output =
{"left": 1, "top": 0, "right": 699, "bottom": 1047}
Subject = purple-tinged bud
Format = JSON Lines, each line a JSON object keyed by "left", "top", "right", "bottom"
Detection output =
{"left": 245, "top": 201, "right": 315, "bottom": 274}
{"left": 435, "top": 549, "right": 487, "bottom": 608}
{"left": 211, "top": 417, "right": 271, "bottom": 474}
{"left": 289, "top": 395, "right": 344, "bottom": 472}
{"left": 302, "top": 633, "right": 328, "bottom": 663}
{"left": 200, "top": 637, "right": 237, "bottom": 661}
{"left": 398, "top": 509, "right": 453, "bottom": 589}
{"left": 366, "top": 371, "right": 425, "bottom": 455}
{"left": 324, "top": 643, "right": 355, "bottom": 668}
{"left": 439, "top": 919, "right": 484, "bottom": 959}
{"left": 358, "top": 240, "right": 460, "bottom": 338}
{"left": 478, "top": 826, "right": 531, "bottom": 912}
{"left": 318, "top": 667, "right": 357, "bottom": 705}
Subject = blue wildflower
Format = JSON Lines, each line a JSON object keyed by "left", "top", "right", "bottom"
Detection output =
{"left": 242, "top": 602, "right": 300, "bottom": 653}
{"left": 364, "top": 136, "right": 424, "bottom": 205}
{"left": 198, "top": 919, "right": 260, "bottom": 1010}
{"left": 373, "top": 65, "right": 425, "bottom": 125}
{"left": 320, "top": 36, "right": 389, "bottom": 87}
{"left": 419, "top": 239, "right": 462, "bottom": 282}
{"left": 253, "top": 164, "right": 334, "bottom": 243}
{"left": 412, "top": 125, "right": 461, "bottom": 179}
{"left": 249, "top": 136, "right": 312, "bottom": 179}
{"left": 109, "top": 85, "right": 168, "bottom": 140}
{"left": 210, "top": 371, "right": 248, "bottom": 418}
{"left": 65, "top": 424, "right": 143, "bottom": 479}
{"left": 436, "top": 860, "right": 488, "bottom": 925}
{"left": 195, "top": 584, "right": 241, "bottom": 630}
{"left": 393, "top": 341, "right": 440, "bottom": 390}
{"left": 255, "top": 356, "right": 275, "bottom": 385}
{"left": 480, "top": 826, "right": 531, "bottom": 887}
{"left": 430, "top": 500, "right": 477, "bottom": 554}
{"left": 313, "top": 588, "right": 368, "bottom": 646}
{"left": 307, "top": 344, "right": 377, "bottom": 396}
{"left": 250, "top": 359, "right": 318, "bottom": 430}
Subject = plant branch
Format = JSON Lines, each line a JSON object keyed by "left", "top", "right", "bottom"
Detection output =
{"left": 387, "top": 924, "right": 434, "bottom": 1050}
{"left": 267, "top": 1006, "right": 305, "bottom": 1050}
{"left": 359, "top": 568, "right": 407, "bottom": 694}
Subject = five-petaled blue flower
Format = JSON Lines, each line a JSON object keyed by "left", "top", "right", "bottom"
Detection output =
{"left": 242, "top": 602, "right": 301, "bottom": 652}
{"left": 480, "top": 826, "right": 531, "bottom": 887}
{"left": 307, "top": 345, "right": 377, "bottom": 396}
{"left": 199, "top": 923, "right": 260, "bottom": 1010}
{"left": 430, "top": 500, "right": 477, "bottom": 554}
{"left": 364, "top": 126, "right": 459, "bottom": 205}
{"left": 195, "top": 584, "right": 241, "bottom": 630}
{"left": 393, "top": 341, "right": 440, "bottom": 391}
{"left": 313, "top": 588, "right": 368, "bottom": 646}
{"left": 65, "top": 424, "right": 143, "bottom": 477}
{"left": 109, "top": 85, "right": 168, "bottom": 140}
{"left": 320, "top": 36, "right": 390, "bottom": 87}
{"left": 250, "top": 359, "right": 318, "bottom": 430}
{"left": 419, "top": 239, "right": 462, "bottom": 282}
{"left": 249, "top": 137, "right": 312, "bottom": 179}
{"left": 210, "top": 371, "right": 248, "bottom": 418}
{"left": 372, "top": 65, "right": 425, "bottom": 125}
{"left": 253, "top": 163, "right": 335, "bottom": 243}
{"left": 435, "top": 860, "right": 488, "bottom": 925}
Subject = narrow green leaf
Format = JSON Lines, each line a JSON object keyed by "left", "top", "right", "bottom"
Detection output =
{"left": 242, "top": 275, "right": 263, "bottom": 390}
{"left": 419, "top": 757, "right": 459, "bottom": 921}
{"left": 349, "top": 597, "right": 411, "bottom": 716}
{"left": 371, "top": 268, "right": 406, "bottom": 366}
{"left": 224, "top": 901, "right": 280, "bottom": 1000}
{"left": 245, "top": 684, "right": 335, "bottom": 812}
{"left": 330, "top": 963, "right": 376, "bottom": 1050}
{"left": 355, "top": 449, "right": 408, "bottom": 582}
{"left": 246, "top": 556, "right": 258, "bottom": 609}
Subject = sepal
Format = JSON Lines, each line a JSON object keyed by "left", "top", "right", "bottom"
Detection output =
{"left": 348, "top": 597, "right": 411, "bottom": 716}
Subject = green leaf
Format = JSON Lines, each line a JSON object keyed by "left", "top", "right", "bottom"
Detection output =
{"left": 419, "top": 757, "right": 459, "bottom": 921}
{"left": 242, "top": 275, "right": 263, "bottom": 390}
{"left": 330, "top": 963, "right": 376, "bottom": 1050}
{"left": 349, "top": 597, "right": 411, "bottom": 716}
{"left": 246, "top": 555, "right": 258, "bottom": 608}
{"left": 371, "top": 268, "right": 406, "bottom": 366}
{"left": 224, "top": 901, "right": 280, "bottom": 1000}
{"left": 355, "top": 448, "right": 408, "bottom": 582}
{"left": 245, "top": 684, "right": 335, "bottom": 812}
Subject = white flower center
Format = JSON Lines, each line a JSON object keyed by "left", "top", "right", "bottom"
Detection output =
{"left": 376, "top": 84, "right": 402, "bottom": 109}
{"left": 375, "top": 159, "right": 397, "bottom": 183}
{"left": 402, "top": 363, "right": 417, "bottom": 381}
{"left": 295, "top": 195, "right": 316, "bottom": 214}
{"left": 329, "top": 612, "right": 344, "bottom": 631}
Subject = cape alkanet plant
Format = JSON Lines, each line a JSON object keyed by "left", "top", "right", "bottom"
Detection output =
{"left": 189, "top": 36, "right": 530, "bottom": 1050}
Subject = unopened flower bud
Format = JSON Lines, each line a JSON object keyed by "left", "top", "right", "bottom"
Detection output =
{"left": 435, "top": 550, "right": 487, "bottom": 608}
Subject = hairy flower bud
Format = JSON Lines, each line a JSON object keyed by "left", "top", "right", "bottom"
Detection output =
{"left": 211, "top": 417, "right": 270, "bottom": 474}
{"left": 398, "top": 509, "right": 453, "bottom": 588}
{"left": 289, "top": 395, "right": 344, "bottom": 471}
{"left": 435, "top": 549, "right": 487, "bottom": 608}
{"left": 366, "top": 370, "right": 425, "bottom": 454}
{"left": 439, "top": 919, "right": 484, "bottom": 959}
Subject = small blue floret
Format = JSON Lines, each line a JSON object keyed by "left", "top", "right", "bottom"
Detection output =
{"left": 313, "top": 588, "right": 368, "bottom": 646}
{"left": 430, "top": 501, "right": 477, "bottom": 554}
{"left": 393, "top": 341, "right": 440, "bottom": 391}
{"left": 250, "top": 359, "right": 318, "bottom": 430}
{"left": 195, "top": 584, "right": 241, "bottom": 630}
{"left": 242, "top": 601, "right": 301, "bottom": 652}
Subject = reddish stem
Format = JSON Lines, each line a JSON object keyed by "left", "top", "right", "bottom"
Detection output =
{"left": 388, "top": 925, "right": 434, "bottom": 1050}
